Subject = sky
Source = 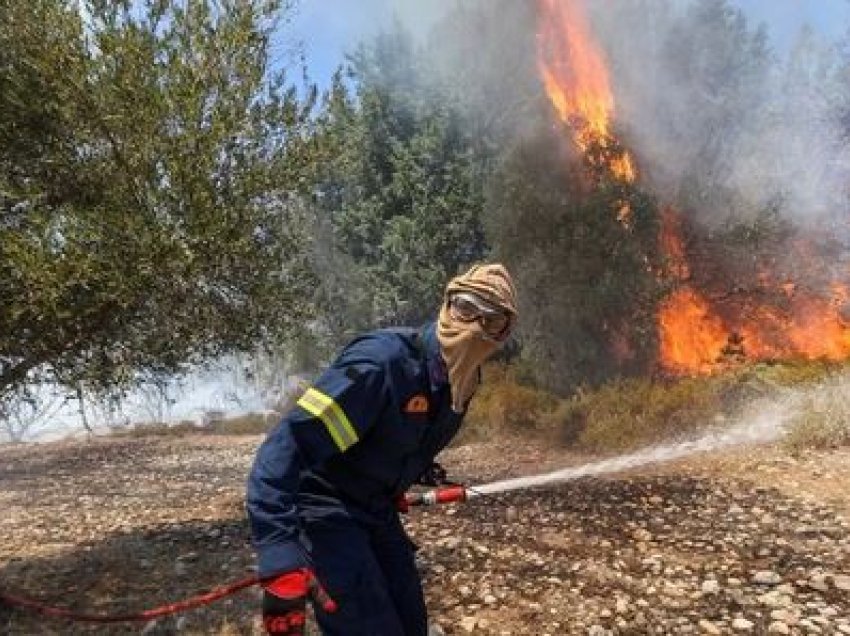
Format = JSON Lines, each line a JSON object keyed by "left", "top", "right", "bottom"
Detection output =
{"left": 278, "top": 0, "right": 456, "bottom": 87}
{"left": 737, "top": 0, "right": 850, "bottom": 47}
{"left": 283, "top": 0, "right": 850, "bottom": 90}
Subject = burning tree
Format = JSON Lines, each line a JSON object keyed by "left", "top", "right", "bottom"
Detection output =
{"left": 482, "top": 0, "right": 664, "bottom": 394}
{"left": 486, "top": 128, "right": 663, "bottom": 393}
{"left": 524, "top": 0, "right": 850, "bottom": 384}
{"left": 487, "top": 0, "right": 666, "bottom": 393}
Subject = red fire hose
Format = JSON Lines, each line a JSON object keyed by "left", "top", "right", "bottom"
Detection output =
{"left": 3, "top": 486, "right": 472, "bottom": 624}
{"left": 0, "top": 574, "right": 262, "bottom": 623}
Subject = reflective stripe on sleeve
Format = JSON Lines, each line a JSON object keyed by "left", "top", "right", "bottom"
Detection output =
{"left": 296, "top": 388, "right": 359, "bottom": 451}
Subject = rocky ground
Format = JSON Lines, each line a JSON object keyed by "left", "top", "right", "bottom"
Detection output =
{"left": 1, "top": 434, "right": 848, "bottom": 635}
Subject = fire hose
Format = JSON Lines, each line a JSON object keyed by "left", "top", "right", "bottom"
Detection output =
{"left": 0, "top": 575, "right": 262, "bottom": 623}
{"left": 1, "top": 486, "right": 472, "bottom": 624}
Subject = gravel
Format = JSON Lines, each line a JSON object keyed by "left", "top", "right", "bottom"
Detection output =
{"left": 1, "top": 435, "right": 849, "bottom": 635}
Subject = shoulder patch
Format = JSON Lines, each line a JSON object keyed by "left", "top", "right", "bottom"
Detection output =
{"left": 403, "top": 394, "right": 429, "bottom": 415}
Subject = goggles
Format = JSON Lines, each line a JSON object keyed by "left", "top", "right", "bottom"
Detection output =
{"left": 448, "top": 292, "right": 513, "bottom": 341}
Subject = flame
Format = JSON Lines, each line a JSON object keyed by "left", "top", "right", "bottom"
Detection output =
{"left": 659, "top": 208, "right": 850, "bottom": 373}
{"left": 782, "top": 291, "right": 850, "bottom": 359}
{"left": 658, "top": 208, "right": 730, "bottom": 372}
{"left": 659, "top": 207, "right": 690, "bottom": 279}
{"left": 537, "top": 0, "right": 635, "bottom": 181}
{"left": 659, "top": 288, "right": 730, "bottom": 374}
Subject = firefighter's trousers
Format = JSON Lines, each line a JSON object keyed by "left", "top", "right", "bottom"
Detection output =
{"left": 306, "top": 513, "right": 427, "bottom": 636}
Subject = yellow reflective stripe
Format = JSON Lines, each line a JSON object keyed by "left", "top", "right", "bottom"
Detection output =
{"left": 297, "top": 390, "right": 347, "bottom": 450}
{"left": 296, "top": 388, "right": 358, "bottom": 451}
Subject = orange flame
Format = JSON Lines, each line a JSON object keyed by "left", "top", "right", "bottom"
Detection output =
{"left": 537, "top": 0, "right": 635, "bottom": 181}
{"left": 659, "top": 288, "right": 730, "bottom": 374}
{"left": 659, "top": 208, "right": 850, "bottom": 373}
{"left": 658, "top": 208, "right": 730, "bottom": 372}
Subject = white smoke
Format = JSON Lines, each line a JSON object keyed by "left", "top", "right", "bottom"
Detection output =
{"left": 588, "top": 0, "right": 850, "bottom": 230}
{"left": 410, "top": 0, "right": 850, "bottom": 232}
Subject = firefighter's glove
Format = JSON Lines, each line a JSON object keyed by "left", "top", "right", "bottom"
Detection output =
{"left": 417, "top": 461, "right": 449, "bottom": 487}
{"left": 262, "top": 568, "right": 337, "bottom": 635}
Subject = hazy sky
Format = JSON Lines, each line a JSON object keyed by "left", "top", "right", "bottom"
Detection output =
{"left": 279, "top": 0, "right": 455, "bottom": 86}
{"left": 283, "top": 0, "right": 850, "bottom": 89}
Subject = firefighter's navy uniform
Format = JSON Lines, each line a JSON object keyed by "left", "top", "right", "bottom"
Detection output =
{"left": 246, "top": 323, "right": 463, "bottom": 635}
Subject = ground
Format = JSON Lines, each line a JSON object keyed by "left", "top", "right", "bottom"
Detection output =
{"left": 1, "top": 435, "right": 848, "bottom": 635}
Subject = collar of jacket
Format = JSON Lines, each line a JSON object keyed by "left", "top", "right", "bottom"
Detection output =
{"left": 420, "top": 321, "right": 449, "bottom": 393}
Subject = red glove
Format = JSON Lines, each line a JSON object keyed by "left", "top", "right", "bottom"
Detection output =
{"left": 262, "top": 568, "right": 337, "bottom": 635}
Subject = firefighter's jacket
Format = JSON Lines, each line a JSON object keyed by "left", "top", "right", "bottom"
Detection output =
{"left": 246, "top": 323, "right": 463, "bottom": 578}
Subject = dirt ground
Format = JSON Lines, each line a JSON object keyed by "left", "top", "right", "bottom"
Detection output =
{"left": 1, "top": 435, "right": 848, "bottom": 635}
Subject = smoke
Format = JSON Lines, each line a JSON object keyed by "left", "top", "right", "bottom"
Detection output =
{"left": 297, "top": 0, "right": 850, "bottom": 242}
{"left": 587, "top": 0, "right": 850, "bottom": 231}
{"left": 416, "top": 0, "right": 850, "bottom": 234}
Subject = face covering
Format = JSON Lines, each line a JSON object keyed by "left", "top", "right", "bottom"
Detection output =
{"left": 437, "top": 263, "right": 518, "bottom": 413}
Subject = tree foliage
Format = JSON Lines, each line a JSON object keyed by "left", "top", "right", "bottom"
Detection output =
{"left": 0, "top": 0, "right": 315, "bottom": 409}
{"left": 487, "top": 126, "right": 664, "bottom": 394}
{"left": 3, "top": 0, "right": 849, "bottom": 435}
{"left": 307, "top": 26, "right": 488, "bottom": 344}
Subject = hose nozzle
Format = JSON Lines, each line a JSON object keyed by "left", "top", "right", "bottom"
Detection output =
{"left": 397, "top": 485, "right": 467, "bottom": 513}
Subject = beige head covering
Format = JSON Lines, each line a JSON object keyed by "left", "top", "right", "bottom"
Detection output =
{"left": 437, "top": 263, "right": 518, "bottom": 413}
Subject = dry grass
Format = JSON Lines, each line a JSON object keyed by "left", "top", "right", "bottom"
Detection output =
{"left": 109, "top": 360, "right": 849, "bottom": 454}
{"left": 784, "top": 371, "right": 850, "bottom": 452}
{"left": 208, "top": 412, "right": 279, "bottom": 435}
{"left": 110, "top": 420, "right": 200, "bottom": 438}
{"left": 458, "top": 363, "right": 560, "bottom": 444}
{"left": 544, "top": 375, "right": 733, "bottom": 452}
{"left": 461, "top": 359, "right": 848, "bottom": 453}
{"left": 110, "top": 412, "right": 278, "bottom": 439}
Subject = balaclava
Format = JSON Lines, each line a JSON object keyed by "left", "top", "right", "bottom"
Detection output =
{"left": 437, "top": 263, "right": 518, "bottom": 413}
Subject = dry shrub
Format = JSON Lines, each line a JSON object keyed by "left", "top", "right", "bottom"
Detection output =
{"left": 784, "top": 372, "right": 850, "bottom": 452}
{"left": 544, "top": 376, "right": 731, "bottom": 452}
{"left": 458, "top": 360, "right": 846, "bottom": 451}
{"left": 111, "top": 420, "right": 199, "bottom": 438}
{"left": 458, "top": 363, "right": 561, "bottom": 444}
{"left": 542, "top": 361, "right": 844, "bottom": 453}
{"left": 751, "top": 358, "right": 845, "bottom": 388}
{"left": 109, "top": 413, "right": 279, "bottom": 438}
{"left": 209, "top": 412, "right": 279, "bottom": 435}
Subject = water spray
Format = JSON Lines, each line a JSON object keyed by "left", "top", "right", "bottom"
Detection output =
{"left": 402, "top": 403, "right": 792, "bottom": 510}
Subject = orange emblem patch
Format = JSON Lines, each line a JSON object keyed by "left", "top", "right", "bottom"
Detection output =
{"left": 404, "top": 394, "right": 429, "bottom": 414}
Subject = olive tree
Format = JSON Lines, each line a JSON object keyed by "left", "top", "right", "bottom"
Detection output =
{"left": 0, "top": 0, "right": 317, "bottom": 414}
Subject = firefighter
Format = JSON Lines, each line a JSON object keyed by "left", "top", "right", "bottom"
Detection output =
{"left": 246, "top": 263, "right": 518, "bottom": 635}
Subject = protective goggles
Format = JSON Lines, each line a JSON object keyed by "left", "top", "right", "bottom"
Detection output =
{"left": 448, "top": 292, "right": 513, "bottom": 341}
